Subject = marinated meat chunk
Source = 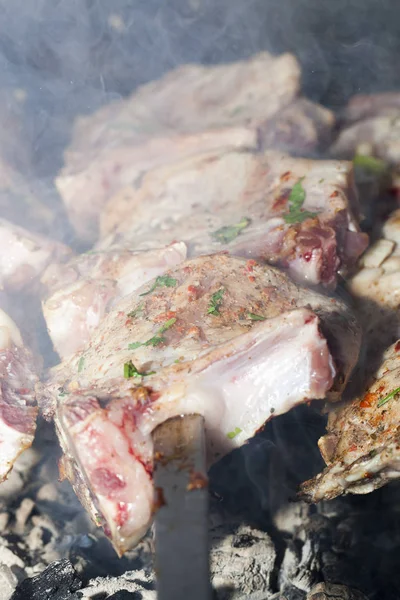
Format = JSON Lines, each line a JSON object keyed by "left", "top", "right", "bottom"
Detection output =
{"left": 40, "top": 254, "right": 361, "bottom": 552}
{"left": 99, "top": 150, "right": 367, "bottom": 288}
{"left": 55, "top": 52, "right": 303, "bottom": 242}
{"left": 42, "top": 242, "right": 187, "bottom": 359}
{"left": 0, "top": 219, "right": 71, "bottom": 292}
{"left": 0, "top": 308, "right": 38, "bottom": 482}
{"left": 300, "top": 341, "right": 400, "bottom": 502}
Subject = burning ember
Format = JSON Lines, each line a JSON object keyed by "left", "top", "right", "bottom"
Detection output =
{"left": 2, "top": 1, "right": 400, "bottom": 599}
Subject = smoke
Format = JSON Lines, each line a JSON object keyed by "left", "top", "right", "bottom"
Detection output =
{"left": 0, "top": 0, "right": 398, "bottom": 178}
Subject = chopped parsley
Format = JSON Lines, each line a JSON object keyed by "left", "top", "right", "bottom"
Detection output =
{"left": 128, "top": 317, "right": 177, "bottom": 349}
{"left": 127, "top": 303, "right": 144, "bottom": 318}
{"left": 123, "top": 360, "right": 155, "bottom": 378}
{"left": 247, "top": 312, "right": 266, "bottom": 321}
{"left": 139, "top": 275, "right": 177, "bottom": 297}
{"left": 353, "top": 154, "right": 387, "bottom": 176}
{"left": 227, "top": 427, "right": 242, "bottom": 439}
{"left": 377, "top": 386, "right": 400, "bottom": 408}
{"left": 77, "top": 356, "right": 85, "bottom": 373}
{"left": 283, "top": 177, "right": 318, "bottom": 224}
{"left": 207, "top": 288, "right": 225, "bottom": 316}
{"left": 211, "top": 217, "right": 251, "bottom": 244}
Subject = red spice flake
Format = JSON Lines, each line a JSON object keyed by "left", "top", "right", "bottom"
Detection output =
{"left": 187, "top": 471, "right": 208, "bottom": 492}
{"left": 280, "top": 170, "right": 291, "bottom": 182}
{"left": 348, "top": 443, "right": 358, "bottom": 452}
{"left": 395, "top": 341, "right": 400, "bottom": 352}
{"left": 183, "top": 266, "right": 192, "bottom": 274}
{"left": 330, "top": 190, "right": 339, "bottom": 198}
{"left": 360, "top": 392, "right": 377, "bottom": 408}
{"left": 187, "top": 284, "right": 199, "bottom": 301}
{"left": 125, "top": 319, "right": 133, "bottom": 327}
{"left": 246, "top": 259, "right": 257, "bottom": 272}
{"left": 272, "top": 188, "right": 291, "bottom": 211}
{"left": 248, "top": 275, "right": 256, "bottom": 283}
{"left": 154, "top": 486, "right": 166, "bottom": 510}
{"left": 153, "top": 311, "right": 177, "bottom": 323}
{"left": 187, "top": 326, "right": 201, "bottom": 338}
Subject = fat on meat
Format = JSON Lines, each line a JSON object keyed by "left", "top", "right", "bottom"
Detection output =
{"left": 39, "top": 254, "right": 361, "bottom": 553}
{"left": 54, "top": 52, "right": 335, "bottom": 243}
{"left": 99, "top": 150, "right": 367, "bottom": 288}
{"left": 0, "top": 308, "right": 38, "bottom": 482}
{"left": 41, "top": 242, "right": 187, "bottom": 359}
{"left": 0, "top": 219, "right": 71, "bottom": 292}
{"left": 300, "top": 341, "right": 400, "bottom": 502}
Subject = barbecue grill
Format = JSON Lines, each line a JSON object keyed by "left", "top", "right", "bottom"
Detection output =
{"left": 1, "top": 2, "right": 400, "bottom": 600}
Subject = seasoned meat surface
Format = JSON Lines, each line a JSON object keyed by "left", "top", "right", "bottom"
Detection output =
{"left": 300, "top": 341, "right": 400, "bottom": 502}
{"left": 55, "top": 52, "right": 307, "bottom": 242}
{"left": 40, "top": 254, "right": 361, "bottom": 552}
{"left": 0, "top": 308, "right": 38, "bottom": 482}
{"left": 99, "top": 150, "right": 367, "bottom": 288}
{"left": 42, "top": 242, "right": 187, "bottom": 359}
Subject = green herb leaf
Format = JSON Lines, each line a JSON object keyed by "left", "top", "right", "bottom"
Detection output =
{"left": 353, "top": 154, "right": 388, "bottom": 175}
{"left": 207, "top": 288, "right": 225, "bottom": 315}
{"left": 127, "top": 303, "right": 144, "bottom": 318}
{"left": 128, "top": 318, "right": 177, "bottom": 350}
{"left": 247, "top": 312, "right": 266, "bottom": 321}
{"left": 227, "top": 427, "right": 242, "bottom": 439}
{"left": 211, "top": 217, "right": 251, "bottom": 244}
{"left": 139, "top": 275, "right": 177, "bottom": 297}
{"left": 77, "top": 356, "right": 85, "bottom": 373}
{"left": 283, "top": 177, "right": 318, "bottom": 224}
{"left": 57, "top": 386, "right": 68, "bottom": 397}
{"left": 377, "top": 386, "right": 400, "bottom": 408}
{"left": 124, "top": 360, "right": 155, "bottom": 378}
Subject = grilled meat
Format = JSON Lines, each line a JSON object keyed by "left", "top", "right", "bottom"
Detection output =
{"left": 300, "top": 340, "right": 400, "bottom": 502}
{"left": 0, "top": 308, "right": 37, "bottom": 482}
{"left": 98, "top": 149, "right": 367, "bottom": 288}
{"left": 54, "top": 52, "right": 336, "bottom": 243}
{"left": 0, "top": 219, "right": 71, "bottom": 292}
{"left": 39, "top": 254, "right": 361, "bottom": 552}
{"left": 41, "top": 242, "right": 187, "bottom": 359}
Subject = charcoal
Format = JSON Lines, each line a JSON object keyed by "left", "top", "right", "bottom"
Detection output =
{"left": 107, "top": 592, "right": 142, "bottom": 600}
{"left": 10, "top": 559, "right": 82, "bottom": 600}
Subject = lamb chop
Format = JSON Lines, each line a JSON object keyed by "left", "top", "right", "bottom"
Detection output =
{"left": 98, "top": 149, "right": 367, "bottom": 288}
{"left": 0, "top": 218, "right": 71, "bottom": 292}
{"left": 300, "top": 209, "right": 400, "bottom": 502}
{"left": 0, "top": 307, "right": 38, "bottom": 482}
{"left": 300, "top": 340, "right": 400, "bottom": 502}
{"left": 41, "top": 242, "right": 187, "bottom": 359}
{"left": 55, "top": 52, "right": 336, "bottom": 243}
{"left": 39, "top": 254, "right": 361, "bottom": 553}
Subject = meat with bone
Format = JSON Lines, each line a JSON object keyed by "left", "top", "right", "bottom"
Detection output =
{"left": 39, "top": 254, "right": 361, "bottom": 553}
{"left": 41, "top": 242, "right": 187, "bottom": 360}
{"left": 300, "top": 208, "right": 400, "bottom": 503}
{"left": 300, "top": 340, "right": 400, "bottom": 502}
{"left": 0, "top": 219, "right": 71, "bottom": 292}
{"left": 98, "top": 149, "right": 367, "bottom": 288}
{"left": 0, "top": 308, "right": 38, "bottom": 482}
{"left": 54, "top": 52, "right": 335, "bottom": 243}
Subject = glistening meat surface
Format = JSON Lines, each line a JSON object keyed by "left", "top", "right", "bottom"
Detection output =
{"left": 40, "top": 254, "right": 361, "bottom": 553}
{"left": 0, "top": 308, "right": 38, "bottom": 482}
{"left": 99, "top": 150, "right": 367, "bottom": 288}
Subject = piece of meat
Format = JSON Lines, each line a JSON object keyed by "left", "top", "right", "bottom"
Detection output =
{"left": 41, "top": 242, "right": 187, "bottom": 360}
{"left": 55, "top": 52, "right": 302, "bottom": 242}
{"left": 300, "top": 340, "right": 400, "bottom": 502}
{"left": 0, "top": 219, "right": 72, "bottom": 292}
{"left": 0, "top": 308, "right": 38, "bottom": 482}
{"left": 99, "top": 150, "right": 367, "bottom": 288}
{"left": 259, "top": 98, "right": 334, "bottom": 155}
{"left": 39, "top": 254, "right": 361, "bottom": 553}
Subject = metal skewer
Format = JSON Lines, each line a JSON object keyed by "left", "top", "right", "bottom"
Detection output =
{"left": 153, "top": 414, "right": 212, "bottom": 600}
